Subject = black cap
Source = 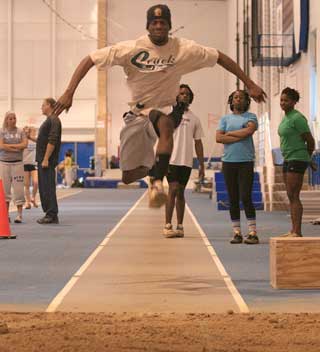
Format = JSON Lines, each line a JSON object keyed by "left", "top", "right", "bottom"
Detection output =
{"left": 146, "top": 4, "right": 172, "bottom": 30}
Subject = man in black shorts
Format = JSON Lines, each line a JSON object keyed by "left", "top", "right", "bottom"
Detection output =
{"left": 163, "top": 84, "right": 204, "bottom": 238}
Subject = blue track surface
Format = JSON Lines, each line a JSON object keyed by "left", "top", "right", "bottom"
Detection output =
{"left": 0, "top": 189, "right": 144, "bottom": 309}
{"left": 186, "top": 190, "right": 320, "bottom": 312}
{"left": 2, "top": 188, "right": 320, "bottom": 312}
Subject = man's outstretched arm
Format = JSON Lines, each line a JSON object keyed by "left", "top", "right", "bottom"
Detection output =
{"left": 217, "top": 51, "right": 267, "bottom": 103}
{"left": 53, "top": 55, "right": 95, "bottom": 116}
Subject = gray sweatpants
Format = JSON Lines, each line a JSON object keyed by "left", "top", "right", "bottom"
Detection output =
{"left": 0, "top": 161, "right": 25, "bottom": 205}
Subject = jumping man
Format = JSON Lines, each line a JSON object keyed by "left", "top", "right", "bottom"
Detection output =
{"left": 53, "top": 4, "right": 266, "bottom": 208}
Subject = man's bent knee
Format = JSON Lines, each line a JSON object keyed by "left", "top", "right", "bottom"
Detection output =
{"left": 122, "top": 166, "right": 149, "bottom": 184}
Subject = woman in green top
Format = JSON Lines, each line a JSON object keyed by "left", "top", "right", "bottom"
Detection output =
{"left": 278, "top": 87, "right": 315, "bottom": 237}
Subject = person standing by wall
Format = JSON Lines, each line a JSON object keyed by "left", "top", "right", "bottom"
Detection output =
{"left": 278, "top": 87, "right": 315, "bottom": 237}
{"left": 0, "top": 111, "right": 28, "bottom": 223}
{"left": 63, "top": 151, "right": 73, "bottom": 188}
{"left": 216, "top": 90, "right": 259, "bottom": 245}
{"left": 163, "top": 84, "right": 205, "bottom": 238}
{"left": 23, "top": 126, "right": 38, "bottom": 209}
{"left": 27, "top": 98, "right": 62, "bottom": 224}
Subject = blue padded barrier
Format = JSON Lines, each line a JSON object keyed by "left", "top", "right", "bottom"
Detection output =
{"left": 84, "top": 178, "right": 148, "bottom": 189}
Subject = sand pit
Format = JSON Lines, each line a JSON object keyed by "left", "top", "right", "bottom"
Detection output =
{"left": 0, "top": 311, "right": 320, "bottom": 351}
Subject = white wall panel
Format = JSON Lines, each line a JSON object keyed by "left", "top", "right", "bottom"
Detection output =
{"left": 58, "top": 100, "right": 95, "bottom": 129}
{"left": 0, "top": 0, "right": 8, "bottom": 100}
{"left": 0, "top": 23, "right": 8, "bottom": 40}
{"left": 13, "top": 40, "right": 33, "bottom": 97}
{"left": 0, "top": 38, "right": 8, "bottom": 98}
{"left": 13, "top": 23, "right": 50, "bottom": 40}
{"left": 33, "top": 40, "right": 51, "bottom": 97}
{"left": 13, "top": 0, "right": 50, "bottom": 23}
{"left": 0, "top": 100, "right": 8, "bottom": 117}
{"left": 57, "top": 0, "right": 97, "bottom": 23}
{"left": 0, "top": 0, "right": 8, "bottom": 22}
{"left": 56, "top": 39, "right": 96, "bottom": 98}
{"left": 7, "top": 0, "right": 97, "bottom": 141}
{"left": 56, "top": 23, "right": 97, "bottom": 40}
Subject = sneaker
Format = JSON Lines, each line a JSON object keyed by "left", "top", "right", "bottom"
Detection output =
{"left": 176, "top": 225, "right": 184, "bottom": 238}
{"left": 244, "top": 231, "right": 259, "bottom": 244}
{"left": 149, "top": 180, "right": 167, "bottom": 208}
{"left": 163, "top": 224, "right": 177, "bottom": 238}
{"left": 14, "top": 215, "right": 22, "bottom": 223}
{"left": 230, "top": 231, "right": 243, "bottom": 244}
{"left": 37, "top": 216, "right": 59, "bottom": 224}
{"left": 25, "top": 203, "right": 31, "bottom": 209}
{"left": 279, "top": 232, "right": 302, "bottom": 238}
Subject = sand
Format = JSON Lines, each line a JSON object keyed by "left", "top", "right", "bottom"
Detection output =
{"left": 0, "top": 311, "right": 320, "bottom": 351}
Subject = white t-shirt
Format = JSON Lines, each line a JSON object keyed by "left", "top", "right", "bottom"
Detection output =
{"left": 23, "top": 141, "right": 36, "bottom": 165}
{"left": 170, "top": 110, "right": 204, "bottom": 168}
{"left": 90, "top": 35, "right": 218, "bottom": 114}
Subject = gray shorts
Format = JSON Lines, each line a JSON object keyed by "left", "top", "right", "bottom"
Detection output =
{"left": 119, "top": 112, "right": 158, "bottom": 171}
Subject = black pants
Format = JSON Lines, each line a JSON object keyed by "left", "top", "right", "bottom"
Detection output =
{"left": 222, "top": 161, "right": 255, "bottom": 221}
{"left": 38, "top": 163, "right": 58, "bottom": 218}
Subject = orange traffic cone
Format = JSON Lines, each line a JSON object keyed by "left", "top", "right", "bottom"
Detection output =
{"left": 0, "top": 179, "right": 16, "bottom": 239}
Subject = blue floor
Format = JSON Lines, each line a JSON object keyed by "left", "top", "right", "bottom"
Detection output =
{"left": 186, "top": 190, "right": 320, "bottom": 312}
{"left": 0, "top": 189, "right": 144, "bottom": 309}
{"left": 1, "top": 188, "right": 320, "bottom": 312}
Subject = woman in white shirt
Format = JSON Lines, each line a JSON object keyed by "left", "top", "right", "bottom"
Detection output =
{"left": 23, "top": 127, "right": 38, "bottom": 209}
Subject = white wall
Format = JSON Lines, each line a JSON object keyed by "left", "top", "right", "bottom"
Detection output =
{"left": 0, "top": 0, "right": 97, "bottom": 142}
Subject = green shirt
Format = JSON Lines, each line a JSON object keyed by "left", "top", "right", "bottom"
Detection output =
{"left": 278, "top": 109, "right": 311, "bottom": 162}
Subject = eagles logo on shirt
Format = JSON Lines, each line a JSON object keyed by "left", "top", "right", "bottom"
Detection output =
{"left": 131, "top": 50, "right": 175, "bottom": 72}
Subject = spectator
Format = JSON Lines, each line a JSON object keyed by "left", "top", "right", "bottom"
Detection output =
{"left": 163, "top": 84, "right": 204, "bottom": 238}
{"left": 110, "top": 155, "right": 119, "bottom": 169}
{"left": 0, "top": 111, "right": 28, "bottom": 223}
{"left": 23, "top": 126, "right": 38, "bottom": 209}
{"left": 63, "top": 151, "right": 73, "bottom": 187}
{"left": 27, "top": 98, "right": 62, "bottom": 224}
{"left": 278, "top": 87, "right": 315, "bottom": 237}
{"left": 216, "top": 90, "right": 259, "bottom": 245}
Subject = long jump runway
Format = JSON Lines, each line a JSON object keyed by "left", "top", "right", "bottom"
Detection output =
{"left": 47, "top": 191, "right": 245, "bottom": 313}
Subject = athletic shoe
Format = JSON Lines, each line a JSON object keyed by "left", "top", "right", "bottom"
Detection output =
{"left": 14, "top": 215, "right": 22, "bottom": 223}
{"left": 279, "top": 232, "right": 302, "bottom": 238}
{"left": 230, "top": 231, "right": 243, "bottom": 244}
{"left": 37, "top": 216, "right": 59, "bottom": 224}
{"left": 176, "top": 225, "right": 184, "bottom": 238}
{"left": 163, "top": 224, "right": 177, "bottom": 238}
{"left": 149, "top": 180, "right": 167, "bottom": 208}
{"left": 25, "top": 203, "right": 31, "bottom": 209}
{"left": 244, "top": 231, "right": 259, "bottom": 244}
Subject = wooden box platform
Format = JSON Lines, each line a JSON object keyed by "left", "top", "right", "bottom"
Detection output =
{"left": 270, "top": 237, "right": 320, "bottom": 289}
